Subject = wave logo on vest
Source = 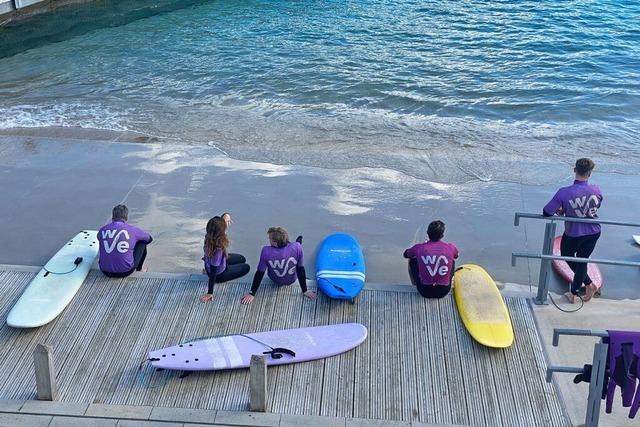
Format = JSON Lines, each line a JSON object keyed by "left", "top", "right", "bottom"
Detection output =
{"left": 569, "top": 195, "right": 600, "bottom": 218}
{"left": 268, "top": 257, "right": 298, "bottom": 278}
{"left": 101, "top": 229, "right": 131, "bottom": 254}
{"left": 421, "top": 255, "right": 449, "bottom": 277}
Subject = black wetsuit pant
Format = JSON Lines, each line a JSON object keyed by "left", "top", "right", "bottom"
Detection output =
{"left": 408, "top": 258, "right": 451, "bottom": 299}
{"left": 206, "top": 253, "right": 250, "bottom": 293}
{"left": 103, "top": 241, "right": 148, "bottom": 278}
{"left": 561, "top": 232, "right": 600, "bottom": 295}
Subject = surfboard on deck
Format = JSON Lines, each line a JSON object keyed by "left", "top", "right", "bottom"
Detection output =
{"left": 552, "top": 235, "right": 603, "bottom": 295}
{"left": 149, "top": 323, "right": 368, "bottom": 371}
{"left": 6, "top": 230, "right": 99, "bottom": 328}
{"left": 315, "top": 233, "right": 366, "bottom": 302}
{"left": 453, "top": 264, "right": 513, "bottom": 348}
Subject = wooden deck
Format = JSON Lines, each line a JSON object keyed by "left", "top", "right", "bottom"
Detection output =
{"left": 0, "top": 268, "right": 568, "bottom": 426}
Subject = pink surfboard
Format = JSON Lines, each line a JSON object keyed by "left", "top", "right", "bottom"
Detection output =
{"left": 149, "top": 323, "right": 367, "bottom": 371}
{"left": 552, "top": 236, "right": 603, "bottom": 295}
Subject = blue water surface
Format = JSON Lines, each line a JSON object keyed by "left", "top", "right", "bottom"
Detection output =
{"left": 0, "top": 0, "right": 639, "bottom": 183}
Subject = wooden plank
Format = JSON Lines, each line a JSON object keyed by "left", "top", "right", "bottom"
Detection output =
{"left": 249, "top": 355, "right": 267, "bottom": 412}
{"left": 94, "top": 277, "right": 180, "bottom": 405}
{"left": 352, "top": 290, "right": 371, "bottom": 419}
{"left": 396, "top": 292, "right": 419, "bottom": 422}
{"left": 425, "top": 297, "right": 450, "bottom": 424}
{"left": 286, "top": 291, "right": 320, "bottom": 416}
{"left": 34, "top": 343, "right": 58, "bottom": 401}
{"left": 73, "top": 277, "right": 160, "bottom": 403}
{"left": 438, "top": 296, "right": 469, "bottom": 426}
{"left": 0, "top": 268, "right": 570, "bottom": 425}
{"left": 268, "top": 285, "right": 302, "bottom": 414}
{"left": 335, "top": 294, "right": 358, "bottom": 418}
{"left": 318, "top": 298, "right": 345, "bottom": 417}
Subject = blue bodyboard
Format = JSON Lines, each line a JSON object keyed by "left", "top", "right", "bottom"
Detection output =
{"left": 315, "top": 233, "right": 366, "bottom": 300}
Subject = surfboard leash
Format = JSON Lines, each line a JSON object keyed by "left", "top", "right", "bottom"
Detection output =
{"left": 237, "top": 334, "right": 296, "bottom": 359}
{"left": 548, "top": 293, "right": 584, "bottom": 313}
{"left": 137, "top": 357, "right": 171, "bottom": 389}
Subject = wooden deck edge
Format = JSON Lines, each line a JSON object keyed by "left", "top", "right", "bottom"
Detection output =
{"left": 0, "top": 264, "right": 534, "bottom": 298}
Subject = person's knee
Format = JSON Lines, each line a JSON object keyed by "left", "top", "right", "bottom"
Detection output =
{"left": 240, "top": 264, "right": 250, "bottom": 275}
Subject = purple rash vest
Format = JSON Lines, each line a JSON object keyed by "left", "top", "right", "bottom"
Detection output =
{"left": 98, "top": 220, "right": 152, "bottom": 273}
{"left": 543, "top": 180, "right": 603, "bottom": 237}
{"left": 257, "top": 242, "right": 304, "bottom": 286}
{"left": 203, "top": 248, "right": 226, "bottom": 276}
{"left": 405, "top": 240, "right": 459, "bottom": 286}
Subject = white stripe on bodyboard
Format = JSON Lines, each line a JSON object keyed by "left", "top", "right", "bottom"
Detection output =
{"left": 221, "top": 336, "right": 243, "bottom": 368}
{"left": 205, "top": 338, "right": 227, "bottom": 368}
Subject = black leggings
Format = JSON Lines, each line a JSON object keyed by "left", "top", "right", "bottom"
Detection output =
{"left": 560, "top": 232, "right": 600, "bottom": 294}
{"left": 408, "top": 258, "right": 451, "bottom": 299}
{"left": 206, "top": 253, "right": 250, "bottom": 292}
{"left": 103, "top": 241, "right": 148, "bottom": 278}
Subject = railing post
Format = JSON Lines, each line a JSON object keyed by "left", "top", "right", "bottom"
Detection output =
{"left": 535, "top": 222, "right": 556, "bottom": 305}
{"left": 34, "top": 343, "right": 58, "bottom": 401}
{"left": 585, "top": 342, "right": 608, "bottom": 427}
{"left": 249, "top": 354, "right": 267, "bottom": 412}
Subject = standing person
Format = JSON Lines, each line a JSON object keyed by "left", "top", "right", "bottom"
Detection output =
{"left": 241, "top": 228, "right": 316, "bottom": 304}
{"left": 98, "top": 204, "right": 153, "bottom": 277}
{"left": 543, "top": 158, "right": 603, "bottom": 304}
{"left": 200, "top": 216, "right": 250, "bottom": 302}
{"left": 403, "top": 220, "right": 458, "bottom": 298}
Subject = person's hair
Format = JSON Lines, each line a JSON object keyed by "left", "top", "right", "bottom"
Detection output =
{"left": 575, "top": 158, "right": 595, "bottom": 176}
{"left": 427, "top": 220, "right": 445, "bottom": 241}
{"left": 112, "top": 204, "right": 128, "bottom": 221}
{"left": 267, "top": 227, "right": 289, "bottom": 248}
{"left": 204, "top": 216, "right": 229, "bottom": 257}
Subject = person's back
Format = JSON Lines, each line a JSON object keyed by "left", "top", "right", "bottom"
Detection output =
{"left": 98, "top": 204, "right": 152, "bottom": 277}
{"left": 241, "top": 227, "right": 315, "bottom": 305}
{"left": 544, "top": 180, "right": 602, "bottom": 237}
{"left": 259, "top": 241, "right": 304, "bottom": 286}
{"left": 404, "top": 220, "right": 458, "bottom": 298}
{"left": 543, "top": 158, "right": 603, "bottom": 303}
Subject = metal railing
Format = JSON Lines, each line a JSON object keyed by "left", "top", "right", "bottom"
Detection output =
{"left": 512, "top": 213, "right": 640, "bottom": 304}
{"left": 546, "top": 328, "right": 609, "bottom": 427}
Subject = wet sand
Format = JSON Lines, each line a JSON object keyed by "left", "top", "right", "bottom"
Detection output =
{"left": 1, "top": 129, "right": 639, "bottom": 299}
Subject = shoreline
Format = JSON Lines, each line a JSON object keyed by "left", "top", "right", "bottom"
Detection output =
{"left": 1, "top": 127, "right": 639, "bottom": 300}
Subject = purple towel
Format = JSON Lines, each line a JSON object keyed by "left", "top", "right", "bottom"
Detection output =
{"left": 605, "top": 330, "right": 640, "bottom": 418}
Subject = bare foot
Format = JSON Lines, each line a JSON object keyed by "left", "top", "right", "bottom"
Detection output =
{"left": 564, "top": 292, "right": 576, "bottom": 304}
{"left": 140, "top": 264, "right": 148, "bottom": 273}
{"left": 584, "top": 283, "right": 597, "bottom": 301}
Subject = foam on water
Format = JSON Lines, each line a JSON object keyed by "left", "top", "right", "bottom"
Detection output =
{"left": 0, "top": 0, "right": 638, "bottom": 184}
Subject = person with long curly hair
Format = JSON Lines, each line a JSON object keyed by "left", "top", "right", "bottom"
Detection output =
{"left": 200, "top": 214, "right": 250, "bottom": 302}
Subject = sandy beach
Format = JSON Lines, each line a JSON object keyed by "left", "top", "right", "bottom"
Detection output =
{"left": 1, "top": 127, "right": 639, "bottom": 301}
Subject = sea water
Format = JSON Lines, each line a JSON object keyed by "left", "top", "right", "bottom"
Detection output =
{"left": 0, "top": 0, "right": 639, "bottom": 184}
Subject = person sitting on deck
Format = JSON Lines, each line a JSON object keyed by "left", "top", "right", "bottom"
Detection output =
{"left": 200, "top": 215, "right": 250, "bottom": 302}
{"left": 543, "top": 157, "right": 603, "bottom": 304}
{"left": 403, "top": 220, "right": 458, "bottom": 298}
{"left": 98, "top": 204, "right": 153, "bottom": 278}
{"left": 240, "top": 227, "right": 316, "bottom": 305}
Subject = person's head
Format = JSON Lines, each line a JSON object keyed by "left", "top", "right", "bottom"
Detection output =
{"left": 267, "top": 227, "right": 289, "bottom": 248}
{"left": 204, "top": 216, "right": 229, "bottom": 257}
{"left": 112, "top": 204, "right": 128, "bottom": 222}
{"left": 574, "top": 158, "right": 595, "bottom": 179}
{"left": 427, "top": 220, "right": 445, "bottom": 241}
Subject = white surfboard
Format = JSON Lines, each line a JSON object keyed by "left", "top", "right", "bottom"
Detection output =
{"left": 633, "top": 235, "right": 640, "bottom": 246}
{"left": 6, "top": 231, "right": 99, "bottom": 328}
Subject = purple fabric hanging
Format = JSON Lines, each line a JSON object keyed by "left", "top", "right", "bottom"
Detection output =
{"left": 605, "top": 330, "right": 640, "bottom": 419}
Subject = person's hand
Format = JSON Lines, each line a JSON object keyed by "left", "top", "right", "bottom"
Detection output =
{"left": 200, "top": 293, "right": 214, "bottom": 302}
{"left": 303, "top": 290, "right": 317, "bottom": 300}
{"left": 222, "top": 213, "right": 233, "bottom": 227}
{"left": 240, "top": 294, "right": 255, "bottom": 305}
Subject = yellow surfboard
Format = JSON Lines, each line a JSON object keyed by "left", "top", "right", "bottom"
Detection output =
{"left": 453, "top": 264, "right": 514, "bottom": 348}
